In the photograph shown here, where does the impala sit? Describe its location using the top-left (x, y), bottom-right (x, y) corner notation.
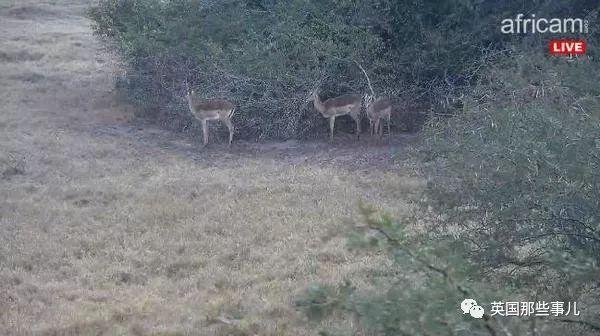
top-left (309, 89), bottom-right (362, 141)
top-left (186, 88), bottom-right (235, 146)
top-left (364, 94), bottom-right (392, 137)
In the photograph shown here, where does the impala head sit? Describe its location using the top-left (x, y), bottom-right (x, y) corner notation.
top-left (306, 88), bottom-right (319, 103)
top-left (307, 75), bottom-right (326, 103)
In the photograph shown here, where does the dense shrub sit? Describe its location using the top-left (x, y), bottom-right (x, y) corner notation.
top-left (89, 0), bottom-right (531, 139)
top-left (422, 51), bottom-right (600, 269)
top-left (90, 0), bottom-right (376, 139)
top-left (296, 208), bottom-right (513, 335)
top-left (418, 49), bottom-right (600, 326)
top-left (298, 200), bottom-right (599, 335)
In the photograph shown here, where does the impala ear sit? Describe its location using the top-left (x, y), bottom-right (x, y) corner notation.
top-left (306, 89), bottom-right (316, 102)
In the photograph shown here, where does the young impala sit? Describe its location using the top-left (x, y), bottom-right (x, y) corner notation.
top-left (364, 94), bottom-right (392, 137)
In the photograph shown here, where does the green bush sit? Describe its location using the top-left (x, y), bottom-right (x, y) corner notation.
top-left (421, 51), bottom-right (600, 277)
top-left (90, 0), bottom-right (380, 139)
top-left (297, 207), bottom-right (516, 335)
top-left (298, 196), bottom-right (599, 335)
top-left (89, 0), bottom-right (522, 139)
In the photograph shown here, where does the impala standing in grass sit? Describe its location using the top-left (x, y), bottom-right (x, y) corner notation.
top-left (186, 87), bottom-right (236, 146)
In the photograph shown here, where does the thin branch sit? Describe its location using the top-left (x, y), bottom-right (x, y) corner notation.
top-left (369, 225), bottom-right (502, 336)
top-left (524, 231), bottom-right (600, 244)
top-left (352, 59), bottom-right (375, 96)
top-left (308, 47), bottom-right (376, 96)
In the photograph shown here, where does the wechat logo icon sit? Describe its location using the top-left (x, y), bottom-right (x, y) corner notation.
top-left (461, 298), bottom-right (485, 319)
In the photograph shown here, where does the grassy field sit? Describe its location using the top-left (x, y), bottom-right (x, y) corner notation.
top-left (0, 1), bottom-right (423, 334)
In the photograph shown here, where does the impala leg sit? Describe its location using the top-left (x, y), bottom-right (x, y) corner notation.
top-left (201, 119), bottom-right (209, 146)
top-left (223, 118), bottom-right (234, 147)
top-left (387, 114), bottom-right (391, 136)
top-left (329, 116), bottom-right (335, 142)
top-left (375, 118), bottom-right (382, 138)
top-left (355, 116), bottom-right (360, 140)
top-left (369, 119), bottom-right (374, 136)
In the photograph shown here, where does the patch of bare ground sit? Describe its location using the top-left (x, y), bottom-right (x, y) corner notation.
top-left (0, 1), bottom-right (423, 335)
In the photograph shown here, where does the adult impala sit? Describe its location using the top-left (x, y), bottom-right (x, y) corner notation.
top-left (186, 87), bottom-right (235, 146)
top-left (309, 89), bottom-right (362, 141)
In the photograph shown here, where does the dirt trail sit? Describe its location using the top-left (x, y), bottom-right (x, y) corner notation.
top-left (0, 1), bottom-right (421, 335)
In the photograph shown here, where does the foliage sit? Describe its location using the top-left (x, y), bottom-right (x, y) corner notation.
top-left (297, 206), bottom-right (512, 335)
top-left (298, 202), bottom-right (600, 335)
top-left (421, 51), bottom-right (600, 282)
top-left (88, 0), bottom-right (547, 139)
top-left (90, 0), bottom-right (385, 139)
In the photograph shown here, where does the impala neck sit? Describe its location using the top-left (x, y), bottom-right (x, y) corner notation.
top-left (186, 93), bottom-right (195, 111)
top-left (312, 92), bottom-right (326, 114)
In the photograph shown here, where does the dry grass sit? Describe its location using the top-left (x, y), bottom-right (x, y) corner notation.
top-left (0, 1), bottom-right (424, 335)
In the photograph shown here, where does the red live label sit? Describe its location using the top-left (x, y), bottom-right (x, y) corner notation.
top-left (549, 39), bottom-right (586, 55)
